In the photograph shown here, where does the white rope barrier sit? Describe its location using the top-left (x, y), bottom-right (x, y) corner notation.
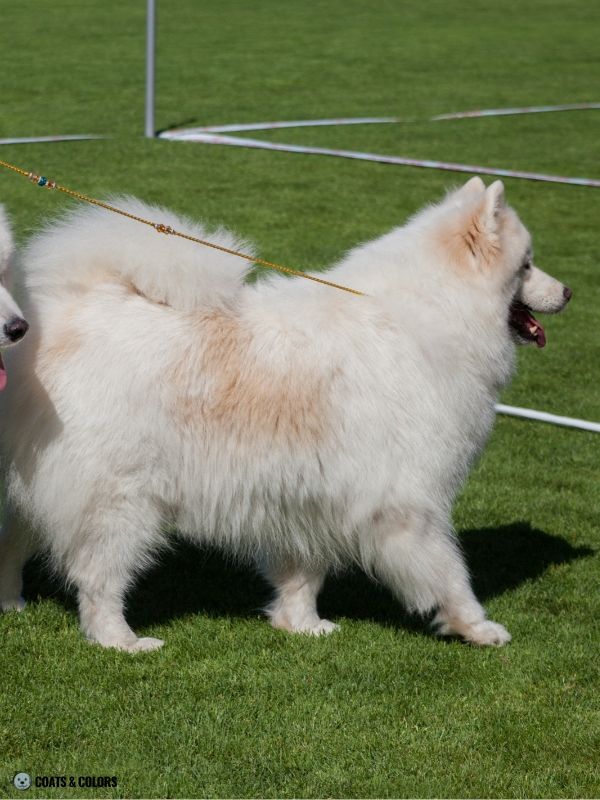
top-left (6, 103), bottom-right (598, 146)
top-left (170, 103), bottom-right (600, 134)
top-left (0, 135), bottom-right (105, 146)
top-left (432, 102), bottom-right (600, 121)
top-left (195, 117), bottom-right (402, 133)
top-left (495, 404), bottom-right (600, 433)
top-left (159, 129), bottom-right (600, 188)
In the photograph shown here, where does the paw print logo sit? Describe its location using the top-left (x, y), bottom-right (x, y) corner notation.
top-left (13, 773), bottom-right (31, 791)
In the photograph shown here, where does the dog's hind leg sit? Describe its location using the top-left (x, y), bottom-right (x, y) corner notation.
top-left (366, 510), bottom-right (511, 646)
top-left (65, 499), bottom-right (165, 653)
top-left (0, 507), bottom-right (37, 612)
top-left (264, 563), bottom-right (338, 636)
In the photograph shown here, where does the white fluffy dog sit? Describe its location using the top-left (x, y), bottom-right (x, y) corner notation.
top-left (0, 178), bottom-right (571, 651)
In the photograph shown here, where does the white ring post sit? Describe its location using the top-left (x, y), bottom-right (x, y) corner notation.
top-left (145, 0), bottom-right (156, 138)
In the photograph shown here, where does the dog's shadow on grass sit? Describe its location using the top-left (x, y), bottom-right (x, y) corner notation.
top-left (23, 522), bottom-right (594, 633)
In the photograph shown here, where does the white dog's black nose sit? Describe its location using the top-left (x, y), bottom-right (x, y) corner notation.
top-left (563, 286), bottom-right (572, 302)
top-left (4, 317), bottom-right (29, 342)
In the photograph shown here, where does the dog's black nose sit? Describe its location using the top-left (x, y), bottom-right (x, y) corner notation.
top-left (563, 286), bottom-right (573, 302)
top-left (4, 317), bottom-right (29, 342)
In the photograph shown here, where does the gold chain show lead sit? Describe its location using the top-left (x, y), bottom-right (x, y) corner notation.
top-left (0, 158), bottom-right (364, 297)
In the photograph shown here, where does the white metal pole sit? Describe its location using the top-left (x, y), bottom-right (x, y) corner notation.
top-left (145, 0), bottom-right (156, 138)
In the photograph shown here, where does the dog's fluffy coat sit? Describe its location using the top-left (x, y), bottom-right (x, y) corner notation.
top-left (0, 178), bottom-right (570, 651)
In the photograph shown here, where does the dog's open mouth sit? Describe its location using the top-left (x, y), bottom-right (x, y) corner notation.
top-left (509, 301), bottom-right (546, 347)
top-left (0, 353), bottom-right (6, 391)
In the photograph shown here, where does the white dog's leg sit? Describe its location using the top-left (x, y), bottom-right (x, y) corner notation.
top-left (78, 589), bottom-right (164, 653)
top-left (0, 508), bottom-right (36, 612)
top-left (368, 511), bottom-right (511, 646)
top-left (265, 564), bottom-right (338, 636)
top-left (66, 502), bottom-right (165, 653)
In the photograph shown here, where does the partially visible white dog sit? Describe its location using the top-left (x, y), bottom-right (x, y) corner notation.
top-left (0, 178), bottom-right (571, 651)
top-left (0, 206), bottom-right (29, 389)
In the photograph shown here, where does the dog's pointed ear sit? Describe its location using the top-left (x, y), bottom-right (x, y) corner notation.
top-left (461, 180), bottom-right (505, 262)
top-left (482, 180), bottom-right (505, 232)
top-left (463, 176), bottom-right (486, 195)
top-left (451, 176), bottom-right (485, 202)
top-left (443, 180), bottom-right (505, 266)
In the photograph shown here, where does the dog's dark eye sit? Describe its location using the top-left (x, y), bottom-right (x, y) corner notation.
top-left (522, 259), bottom-right (531, 271)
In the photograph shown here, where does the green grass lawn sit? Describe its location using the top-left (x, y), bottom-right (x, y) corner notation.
top-left (1, 1), bottom-right (599, 798)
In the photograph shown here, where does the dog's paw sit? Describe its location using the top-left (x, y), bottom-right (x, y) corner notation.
top-left (0, 595), bottom-right (26, 612)
top-left (89, 635), bottom-right (165, 653)
top-left (463, 620), bottom-right (511, 647)
top-left (125, 636), bottom-right (165, 653)
top-left (270, 614), bottom-right (340, 636)
top-left (304, 619), bottom-right (340, 636)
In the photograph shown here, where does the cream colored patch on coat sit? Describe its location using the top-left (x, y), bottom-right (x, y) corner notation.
top-left (169, 309), bottom-right (332, 447)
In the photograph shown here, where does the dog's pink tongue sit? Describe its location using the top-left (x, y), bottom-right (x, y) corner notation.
top-left (0, 354), bottom-right (6, 391)
top-left (534, 325), bottom-right (546, 348)
top-left (527, 314), bottom-right (546, 348)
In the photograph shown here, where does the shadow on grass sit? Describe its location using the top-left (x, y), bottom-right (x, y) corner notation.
top-left (156, 117), bottom-right (205, 135)
top-left (22, 522), bottom-right (594, 634)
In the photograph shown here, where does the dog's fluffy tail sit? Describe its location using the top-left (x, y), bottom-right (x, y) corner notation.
top-left (0, 204), bottom-right (15, 278)
top-left (23, 197), bottom-right (254, 312)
